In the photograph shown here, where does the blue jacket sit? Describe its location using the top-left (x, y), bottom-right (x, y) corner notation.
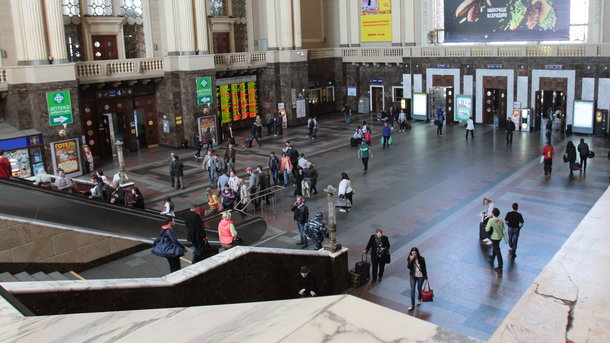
top-left (382, 126), bottom-right (392, 137)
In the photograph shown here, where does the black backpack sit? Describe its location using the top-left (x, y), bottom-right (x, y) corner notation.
top-left (308, 120), bottom-right (314, 129)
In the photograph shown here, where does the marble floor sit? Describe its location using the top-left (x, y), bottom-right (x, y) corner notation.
top-left (84, 113), bottom-right (610, 341)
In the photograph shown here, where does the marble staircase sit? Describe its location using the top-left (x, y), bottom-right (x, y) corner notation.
top-left (0, 271), bottom-right (78, 282)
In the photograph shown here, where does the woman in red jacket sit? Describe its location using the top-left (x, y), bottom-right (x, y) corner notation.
top-left (280, 152), bottom-right (293, 186)
top-left (218, 211), bottom-right (237, 250)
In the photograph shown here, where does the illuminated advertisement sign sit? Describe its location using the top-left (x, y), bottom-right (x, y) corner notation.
top-left (444, 0), bottom-right (570, 43)
top-left (50, 138), bottom-right (82, 177)
top-left (572, 100), bottom-right (594, 134)
top-left (216, 76), bottom-right (258, 124)
top-left (412, 93), bottom-right (428, 121)
top-left (360, 0), bottom-right (392, 42)
top-left (456, 95), bottom-right (472, 120)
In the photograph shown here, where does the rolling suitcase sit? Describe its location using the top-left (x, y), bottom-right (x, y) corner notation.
top-left (355, 254), bottom-right (370, 281)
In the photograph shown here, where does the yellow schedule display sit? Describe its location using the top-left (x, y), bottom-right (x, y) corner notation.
top-left (360, 0), bottom-right (392, 42)
top-left (216, 80), bottom-right (258, 123)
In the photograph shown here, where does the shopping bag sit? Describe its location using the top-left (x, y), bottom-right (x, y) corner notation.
top-left (420, 280), bottom-right (434, 302)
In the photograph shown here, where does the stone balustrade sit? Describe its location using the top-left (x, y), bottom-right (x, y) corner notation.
top-left (214, 52), bottom-right (267, 69)
top-left (76, 57), bottom-right (164, 84)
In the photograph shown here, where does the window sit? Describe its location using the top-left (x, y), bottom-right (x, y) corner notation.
top-left (392, 87), bottom-right (404, 102)
top-left (326, 86), bottom-right (335, 102)
top-left (308, 89), bottom-right (321, 104)
top-left (62, 0), bottom-right (82, 61)
top-left (209, 0), bottom-right (227, 16)
top-left (120, 0), bottom-right (146, 58)
top-left (87, 0), bottom-right (113, 16)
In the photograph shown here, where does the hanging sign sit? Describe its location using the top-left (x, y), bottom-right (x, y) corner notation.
top-left (196, 77), bottom-right (213, 105)
top-left (47, 91), bottom-right (74, 126)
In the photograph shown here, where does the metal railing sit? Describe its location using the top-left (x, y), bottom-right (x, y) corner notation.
top-left (234, 185), bottom-right (291, 219)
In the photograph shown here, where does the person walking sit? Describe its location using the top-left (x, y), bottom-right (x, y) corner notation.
top-left (363, 228), bottom-right (390, 283)
top-left (171, 155), bottom-right (184, 189)
top-left (265, 112), bottom-right (274, 135)
top-left (577, 138), bottom-right (590, 173)
top-left (250, 123), bottom-right (262, 147)
top-left (201, 150), bottom-right (216, 186)
top-left (382, 121), bottom-right (392, 149)
top-left (358, 140), bottom-right (373, 174)
top-left (307, 116), bottom-right (315, 139)
top-left (193, 134), bottom-right (203, 159)
top-left (224, 143), bottom-right (236, 173)
top-left (221, 184), bottom-right (237, 210)
top-left (504, 203), bottom-right (524, 260)
top-left (185, 204), bottom-right (207, 263)
top-left (268, 152), bottom-right (280, 185)
top-left (306, 162), bottom-right (318, 195)
top-left (343, 104), bottom-right (352, 125)
top-left (218, 211), bottom-right (237, 250)
top-left (337, 172), bottom-right (353, 212)
top-left (479, 197), bottom-right (494, 245)
top-left (506, 119), bottom-right (516, 145)
top-left (407, 247), bottom-right (428, 311)
top-left (565, 141), bottom-right (577, 177)
top-left (291, 196), bottom-right (309, 248)
top-left (542, 141), bottom-right (554, 176)
top-left (398, 109), bottom-right (407, 132)
top-left (154, 217), bottom-right (186, 273)
top-left (206, 188), bottom-right (219, 214)
top-left (168, 152), bottom-right (176, 188)
top-left (255, 165), bottom-right (269, 208)
top-left (465, 117), bottom-right (474, 140)
top-left (254, 115), bottom-right (264, 139)
top-left (435, 107), bottom-right (444, 136)
top-left (485, 208), bottom-right (508, 273)
top-left (280, 152), bottom-right (293, 186)
top-left (204, 127), bottom-right (214, 152)
top-left (159, 196), bottom-right (175, 217)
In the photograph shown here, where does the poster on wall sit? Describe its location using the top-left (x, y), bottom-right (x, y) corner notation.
top-left (444, 0), bottom-right (570, 43)
top-left (347, 86), bottom-right (357, 97)
top-left (455, 95), bottom-right (472, 120)
top-left (198, 115), bottom-right (218, 145)
top-left (360, 0), bottom-right (392, 42)
top-left (296, 98), bottom-right (307, 118)
top-left (572, 100), bottom-right (594, 134)
top-left (412, 93), bottom-right (428, 120)
top-left (50, 138), bottom-right (82, 177)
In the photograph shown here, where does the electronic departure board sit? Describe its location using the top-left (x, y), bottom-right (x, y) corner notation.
top-left (216, 76), bottom-right (258, 124)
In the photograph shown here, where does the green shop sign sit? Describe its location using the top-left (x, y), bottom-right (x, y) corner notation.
top-left (196, 77), bottom-right (213, 105)
top-left (47, 91), bottom-right (73, 126)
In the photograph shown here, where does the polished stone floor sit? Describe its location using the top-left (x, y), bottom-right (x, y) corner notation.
top-left (95, 114), bottom-right (610, 341)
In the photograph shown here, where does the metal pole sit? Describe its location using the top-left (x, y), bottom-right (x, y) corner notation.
top-left (115, 141), bottom-right (127, 185)
top-left (323, 185), bottom-right (341, 252)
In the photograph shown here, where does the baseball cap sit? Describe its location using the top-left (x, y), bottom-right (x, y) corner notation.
top-left (245, 167), bottom-right (253, 171)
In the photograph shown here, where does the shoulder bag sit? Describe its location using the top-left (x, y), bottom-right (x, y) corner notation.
top-left (152, 230), bottom-right (185, 258)
top-left (420, 280), bottom-right (434, 302)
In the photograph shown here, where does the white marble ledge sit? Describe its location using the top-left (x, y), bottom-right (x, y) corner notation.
top-left (0, 294), bottom-right (480, 343)
top-left (489, 187), bottom-right (610, 343)
top-left (1, 246), bottom-right (349, 294)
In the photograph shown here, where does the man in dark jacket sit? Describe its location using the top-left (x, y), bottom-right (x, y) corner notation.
top-left (171, 155), bottom-right (185, 189)
top-left (297, 266), bottom-right (318, 297)
top-left (364, 228), bottom-right (390, 282)
top-left (255, 165), bottom-right (269, 208)
top-left (577, 138), bottom-right (590, 172)
top-left (184, 204), bottom-right (207, 263)
top-left (267, 152), bottom-right (280, 185)
top-left (506, 120), bottom-right (516, 145)
top-left (224, 143), bottom-right (237, 172)
top-left (291, 196), bottom-right (309, 248)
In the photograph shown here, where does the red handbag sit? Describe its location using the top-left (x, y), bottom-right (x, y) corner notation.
top-left (420, 280), bottom-right (434, 302)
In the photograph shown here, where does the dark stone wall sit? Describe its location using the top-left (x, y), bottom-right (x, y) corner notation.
top-left (13, 249), bottom-right (350, 316)
top-left (4, 81), bottom-right (82, 169)
top-left (259, 62), bottom-right (309, 126)
top-left (308, 58), bottom-right (344, 116)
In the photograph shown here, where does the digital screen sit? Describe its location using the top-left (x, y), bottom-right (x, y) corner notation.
top-left (412, 93), bottom-right (428, 120)
top-left (573, 101), bottom-right (594, 133)
top-left (444, 0), bottom-right (570, 43)
top-left (216, 79), bottom-right (258, 124)
top-left (456, 95), bottom-right (472, 120)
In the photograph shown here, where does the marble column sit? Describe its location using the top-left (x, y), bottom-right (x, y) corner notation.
top-left (164, 0), bottom-right (178, 54)
top-left (292, 0), bottom-right (302, 49)
top-left (43, 0), bottom-right (68, 63)
top-left (338, 0), bottom-right (349, 47)
top-left (18, 0), bottom-right (49, 65)
top-left (111, 0), bottom-right (121, 16)
top-left (348, 0), bottom-right (360, 47)
top-left (402, 0), bottom-right (416, 44)
top-left (194, 0), bottom-right (209, 54)
top-left (177, 0), bottom-right (196, 54)
top-left (265, 0), bottom-right (278, 50)
top-left (391, 0), bottom-right (401, 46)
top-left (278, 0), bottom-right (293, 49)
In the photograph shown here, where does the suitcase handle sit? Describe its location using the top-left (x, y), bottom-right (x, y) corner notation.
top-left (361, 253), bottom-right (368, 262)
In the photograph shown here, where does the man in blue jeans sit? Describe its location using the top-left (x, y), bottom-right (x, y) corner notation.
top-left (485, 208), bottom-right (508, 273)
top-left (504, 203), bottom-right (524, 260)
top-left (291, 196), bottom-right (309, 249)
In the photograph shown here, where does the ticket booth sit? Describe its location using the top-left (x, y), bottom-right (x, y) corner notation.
top-left (0, 123), bottom-right (46, 178)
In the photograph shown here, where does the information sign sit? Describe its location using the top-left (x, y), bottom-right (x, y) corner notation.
top-left (196, 77), bottom-right (213, 105)
top-left (47, 91), bottom-right (73, 126)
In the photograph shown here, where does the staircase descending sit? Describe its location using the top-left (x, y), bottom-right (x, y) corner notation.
top-left (0, 271), bottom-right (80, 282)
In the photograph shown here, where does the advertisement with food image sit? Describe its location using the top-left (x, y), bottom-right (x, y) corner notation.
top-left (444, 0), bottom-right (570, 42)
top-left (51, 139), bottom-right (82, 176)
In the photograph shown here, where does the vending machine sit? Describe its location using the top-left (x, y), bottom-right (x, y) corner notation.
top-left (594, 109), bottom-right (607, 137)
top-left (520, 109), bottom-right (531, 132)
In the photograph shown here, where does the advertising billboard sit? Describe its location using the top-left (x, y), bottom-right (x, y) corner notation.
top-left (50, 138), bottom-right (82, 177)
top-left (360, 0), bottom-right (392, 42)
top-left (456, 95), bottom-right (472, 120)
top-left (412, 93), bottom-right (428, 121)
top-left (444, 0), bottom-right (570, 43)
top-left (572, 100), bottom-right (594, 134)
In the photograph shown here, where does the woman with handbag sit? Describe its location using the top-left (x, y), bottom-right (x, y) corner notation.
top-left (407, 247), bottom-right (428, 311)
top-left (363, 228), bottom-right (390, 283)
top-left (337, 172), bottom-right (353, 212)
top-left (153, 217), bottom-right (187, 273)
top-left (218, 211), bottom-right (238, 250)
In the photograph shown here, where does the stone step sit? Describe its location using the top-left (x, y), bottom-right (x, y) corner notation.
top-left (47, 271), bottom-right (70, 281)
top-left (31, 272), bottom-right (53, 282)
top-left (0, 272), bottom-right (19, 282)
top-left (13, 272), bottom-right (36, 282)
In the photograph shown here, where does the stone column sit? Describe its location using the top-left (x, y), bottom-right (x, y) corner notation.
top-left (403, 0), bottom-right (416, 44)
top-left (17, 0), bottom-right (49, 65)
top-left (164, 0), bottom-right (178, 54)
top-left (193, 0), bottom-right (209, 54)
top-left (338, 0), bottom-right (349, 47)
top-left (43, 0), bottom-right (68, 63)
top-left (111, 0), bottom-right (121, 16)
top-left (323, 185), bottom-right (342, 253)
top-left (391, 0), bottom-right (401, 46)
top-left (278, 0), bottom-right (293, 49)
top-left (292, 0), bottom-right (302, 49)
top-left (348, 0), bottom-right (360, 47)
top-left (176, 0), bottom-right (196, 54)
top-left (265, 0), bottom-right (278, 50)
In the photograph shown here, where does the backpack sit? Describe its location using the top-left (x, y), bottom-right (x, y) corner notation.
top-left (308, 120), bottom-right (314, 129)
top-left (364, 131), bottom-right (371, 143)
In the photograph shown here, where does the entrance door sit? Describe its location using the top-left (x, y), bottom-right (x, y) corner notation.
top-left (432, 75), bottom-right (455, 122)
top-left (213, 32), bottom-right (230, 54)
top-left (535, 77), bottom-right (568, 131)
top-left (133, 95), bottom-right (159, 148)
top-left (482, 76), bottom-right (508, 126)
top-left (371, 86), bottom-right (384, 113)
top-left (92, 35), bottom-right (118, 60)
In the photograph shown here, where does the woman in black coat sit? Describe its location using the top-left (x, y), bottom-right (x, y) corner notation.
top-left (363, 228), bottom-right (390, 282)
top-left (407, 247), bottom-right (428, 311)
top-left (565, 141), bottom-right (577, 177)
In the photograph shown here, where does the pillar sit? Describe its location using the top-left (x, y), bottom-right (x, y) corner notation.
top-left (292, 0), bottom-right (302, 49)
top-left (194, 0), bottom-right (209, 54)
top-left (164, 0), bottom-right (178, 54)
top-left (265, 0), bottom-right (278, 50)
top-left (176, 0), bottom-right (196, 54)
top-left (348, 0), bottom-right (360, 47)
top-left (402, 0), bottom-right (416, 44)
top-left (391, 0), bottom-right (401, 46)
top-left (278, 0), bottom-right (293, 49)
top-left (17, 0), bottom-right (49, 65)
top-left (338, 0), bottom-right (349, 47)
top-left (43, 0), bottom-right (68, 63)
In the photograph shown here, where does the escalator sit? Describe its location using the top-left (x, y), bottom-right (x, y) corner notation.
top-left (0, 178), bottom-right (267, 245)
